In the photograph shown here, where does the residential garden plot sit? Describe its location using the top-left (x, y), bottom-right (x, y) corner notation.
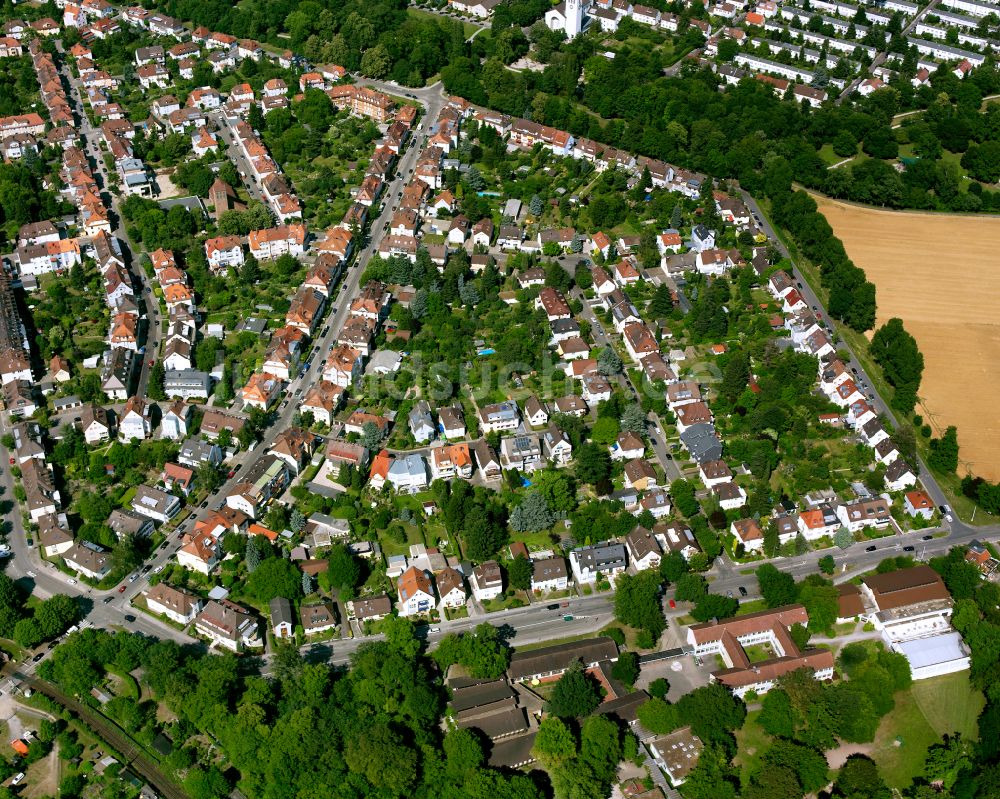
top-left (816, 195), bottom-right (1000, 481)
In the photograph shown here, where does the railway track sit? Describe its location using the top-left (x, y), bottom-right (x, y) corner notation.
top-left (4, 666), bottom-right (190, 799)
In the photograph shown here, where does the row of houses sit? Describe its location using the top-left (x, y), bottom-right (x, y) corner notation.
top-left (347, 517), bottom-right (703, 624)
top-left (210, 84), bottom-right (413, 413)
top-left (145, 581), bottom-right (340, 650)
top-left (219, 116), bottom-right (302, 223)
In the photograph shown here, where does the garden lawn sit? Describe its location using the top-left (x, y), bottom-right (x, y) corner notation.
top-left (734, 710), bottom-right (772, 788)
top-left (910, 671), bottom-right (983, 739)
top-left (406, 7), bottom-right (482, 38)
top-left (510, 526), bottom-right (559, 552)
top-left (871, 671), bottom-right (984, 789)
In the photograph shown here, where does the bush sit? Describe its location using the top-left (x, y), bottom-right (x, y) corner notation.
top-left (604, 627), bottom-right (626, 646)
top-left (648, 678), bottom-right (670, 699)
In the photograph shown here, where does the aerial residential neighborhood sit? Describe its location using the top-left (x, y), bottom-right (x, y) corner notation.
top-left (0, 0), bottom-right (997, 797)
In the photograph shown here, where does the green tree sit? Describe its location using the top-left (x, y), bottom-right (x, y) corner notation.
top-left (719, 350), bottom-right (750, 401)
top-left (870, 318), bottom-right (923, 414)
top-left (818, 554), bottom-right (836, 575)
top-left (691, 593), bottom-right (739, 622)
top-left (13, 617), bottom-right (42, 648)
top-left (547, 661), bottom-right (603, 718)
top-left (597, 346), bottom-right (622, 376)
top-left (671, 479), bottom-right (700, 517)
top-left (245, 558), bottom-right (302, 604)
top-left (184, 765), bottom-right (230, 799)
top-left (833, 754), bottom-right (890, 799)
top-left (344, 724), bottom-right (418, 794)
top-left (834, 527), bottom-right (854, 549)
top-left (614, 571), bottom-right (665, 639)
top-left (675, 573), bottom-right (708, 602)
top-left (928, 426), bottom-right (959, 474)
top-left (146, 362), bottom-right (166, 402)
top-left (533, 716), bottom-right (577, 767)
top-left (660, 550), bottom-right (689, 584)
top-left (762, 739), bottom-right (829, 793)
top-left (758, 689), bottom-right (795, 738)
top-left (637, 697), bottom-right (680, 734)
top-left (574, 442), bottom-right (611, 485)
top-left (461, 623), bottom-right (512, 679)
top-left (359, 44), bottom-right (392, 78)
top-left (649, 283), bottom-right (674, 317)
top-left (649, 677), bottom-right (670, 698)
top-left (508, 554), bottom-right (532, 591)
top-left (359, 421), bottom-right (385, 451)
top-left (797, 574), bottom-right (839, 632)
top-left (922, 733), bottom-right (972, 789)
top-left (756, 564), bottom-right (797, 607)
top-left (509, 492), bottom-right (554, 533)
top-left (611, 650), bottom-right (640, 687)
top-left (35, 594), bottom-right (79, 639)
top-left (675, 683), bottom-right (747, 748)
top-left (464, 506), bottom-right (508, 561)
top-left (443, 727), bottom-right (484, 780)
top-left (620, 404), bottom-right (647, 436)
top-left (326, 544), bottom-right (361, 598)
top-left (763, 521), bottom-right (780, 558)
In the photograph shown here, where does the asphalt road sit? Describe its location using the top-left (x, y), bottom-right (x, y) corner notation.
top-left (118, 84), bottom-right (449, 604)
top-left (573, 288), bottom-right (685, 484)
top-left (737, 192), bottom-right (957, 510)
top-left (836, 1), bottom-right (938, 103)
top-left (0, 82), bottom-right (452, 652)
top-left (5, 69), bottom-right (1000, 671)
top-left (58, 51), bottom-right (161, 397)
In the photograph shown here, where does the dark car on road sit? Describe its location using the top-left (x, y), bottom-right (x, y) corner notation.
top-left (546, 603), bottom-right (560, 610)
top-left (738, 586), bottom-right (747, 596)
top-left (865, 545), bottom-right (877, 552)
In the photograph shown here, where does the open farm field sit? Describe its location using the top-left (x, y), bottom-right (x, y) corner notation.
top-left (816, 195), bottom-right (1000, 481)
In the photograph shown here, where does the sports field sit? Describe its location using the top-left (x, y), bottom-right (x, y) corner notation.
top-left (816, 196), bottom-right (1000, 481)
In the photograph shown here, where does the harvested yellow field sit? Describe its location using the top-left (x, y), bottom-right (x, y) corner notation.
top-left (815, 196), bottom-right (1000, 481)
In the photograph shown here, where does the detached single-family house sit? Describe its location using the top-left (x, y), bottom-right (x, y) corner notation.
top-left (408, 400), bottom-right (436, 443)
top-left (570, 543), bottom-right (627, 585)
top-left (63, 542), bottom-right (111, 580)
top-left (625, 526), bottom-right (662, 571)
top-left (119, 396), bottom-right (151, 441)
top-left (178, 532), bottom-right (223, 574)
top-left (611, 432), bottom-right (645, 461)
top-left (397, 566), bottom-right (435, 616)
top-left (731, 518), bottom-right (764, 552)
top-left (146, 583), bottom-right (203, 625)
top-left (471, 560), bottom-right (503, 601)
top-left (270, 597), bottom-right (295, 638)
top-left (885, 460), bottom-right (918, 492)
top-left (436, 567), bottom-right (467, 609)
top-left (195, 599), bottom-right (260, 651)
top-left (532, 556), bottom-right (568, 593)
top-left (904, 490), bottom-right (934, 520)
top-left (131, 485), bottom-right (181, 524)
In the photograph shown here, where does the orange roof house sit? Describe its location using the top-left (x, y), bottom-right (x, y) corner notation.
top-left (369, 449), bottom-right (391, 488)
top-left (247, 523), bottom-right (278, 542)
